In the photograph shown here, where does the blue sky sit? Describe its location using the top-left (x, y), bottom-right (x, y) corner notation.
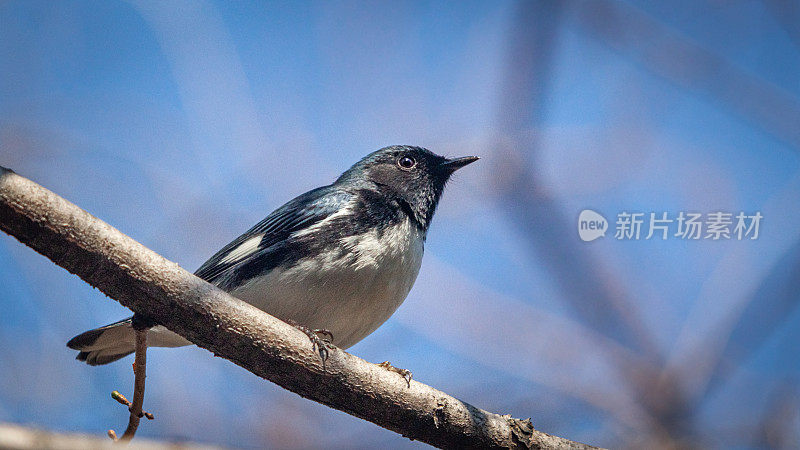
top-left (2, 1), bottom-right (799, 448)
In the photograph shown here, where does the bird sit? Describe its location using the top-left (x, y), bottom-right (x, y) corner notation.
top-left (67, 145), bottom-right (478, 373)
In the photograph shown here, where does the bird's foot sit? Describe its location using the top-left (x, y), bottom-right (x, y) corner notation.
top-left (286, 320), bottom-right (334, 369)
top-left (378, 361), bottom-right (412, 387)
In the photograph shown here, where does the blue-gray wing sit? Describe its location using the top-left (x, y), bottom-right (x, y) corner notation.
top-left (194, 186), bottom-right (351, 285)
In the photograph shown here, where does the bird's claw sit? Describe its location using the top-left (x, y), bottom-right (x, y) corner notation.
top-left (313, 328), bottom-right (334, 343)
top-left (379, 361), bottom-right (413, 387)
top-left (310, 332), bottom-right (334, 369)
top-left (287, 320), bottom-right (334, 369)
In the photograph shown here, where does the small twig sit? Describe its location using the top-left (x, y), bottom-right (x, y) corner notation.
top-left (108, 328), bottom-right (149, 443)
top-left (111, 391), bottom-right (154, 420)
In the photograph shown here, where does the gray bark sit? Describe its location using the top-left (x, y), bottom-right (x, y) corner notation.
top-left (0, 166), bottom-right (600, 449)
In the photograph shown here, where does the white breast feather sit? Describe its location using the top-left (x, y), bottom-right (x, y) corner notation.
top-left (230, 217), bottom-right (425, 349)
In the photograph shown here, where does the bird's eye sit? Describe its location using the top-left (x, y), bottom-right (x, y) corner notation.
top-left (397, 156), bottom-right (416, 170)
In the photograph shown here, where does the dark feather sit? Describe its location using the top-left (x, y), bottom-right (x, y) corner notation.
top-left (194, 187), bottom-right (353, 284)
top-left (76, 350), bottom-right (133, 366)
top-left (66, 317), bottom-right (132, 350)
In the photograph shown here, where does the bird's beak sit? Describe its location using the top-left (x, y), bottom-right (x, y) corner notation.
top-left (439, 156), bottom-right (480, 173)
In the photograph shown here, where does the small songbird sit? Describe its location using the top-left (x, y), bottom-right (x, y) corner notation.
top-left (68, 145), bottom-right (478, 368)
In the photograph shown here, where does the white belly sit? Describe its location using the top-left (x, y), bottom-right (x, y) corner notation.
top-left (230, 218), bottom-right (425, 349)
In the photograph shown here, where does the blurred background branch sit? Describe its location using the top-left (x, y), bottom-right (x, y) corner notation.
top-left (0, 422), bottom-right (223, 450)
top-left (570, 0), bottom-right (800, 151)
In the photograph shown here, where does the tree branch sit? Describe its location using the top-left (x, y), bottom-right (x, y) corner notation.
top-left (0, 166), bottom-right (599, 449)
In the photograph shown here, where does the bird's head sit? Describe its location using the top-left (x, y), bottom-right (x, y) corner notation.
top-left (336, 145), bottom-right (479, 229)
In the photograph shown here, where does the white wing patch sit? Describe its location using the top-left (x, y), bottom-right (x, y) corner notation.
top-left (219, 234), bottom-right (264, 265)
top-left (291, 201), bottom-right (355, 238)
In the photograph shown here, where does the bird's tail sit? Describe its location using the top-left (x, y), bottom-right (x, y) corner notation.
top-left (67, 317), bottom-right (136, 366)
top-left (67, 317), bottom-right (191, 365)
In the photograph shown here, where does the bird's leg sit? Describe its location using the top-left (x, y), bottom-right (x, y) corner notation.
top-left (285, 319), bottom-right (334, 369)
top-left (378, 361), bottom-right (413, 387)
